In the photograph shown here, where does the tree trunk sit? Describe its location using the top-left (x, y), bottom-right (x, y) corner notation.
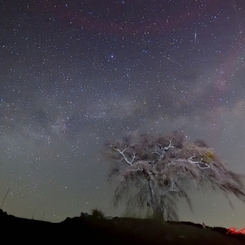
top-left (152, 206), bottom-right (164, 221)
top-left (148, 182), bottom-right (166, 221)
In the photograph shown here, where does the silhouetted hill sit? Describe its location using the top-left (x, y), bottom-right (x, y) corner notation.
top-left (0, 209), bottom-right (244, 244)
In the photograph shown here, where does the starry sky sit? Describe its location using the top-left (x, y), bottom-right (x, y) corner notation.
top-left (1, 0), bottom-right (245, 228)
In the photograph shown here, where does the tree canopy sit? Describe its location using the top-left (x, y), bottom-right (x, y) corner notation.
top-left (105, 131), bottom-right (245, 221)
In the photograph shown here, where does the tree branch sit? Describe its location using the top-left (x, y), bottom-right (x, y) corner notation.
top-left (188, 156), bottom-right (210, 169)
top-left (164, 138), bottom-right (174, 151)
top-left (111, 145), bottom-right (136, 166)
top-left (153, 138), bottom-right (174, 162)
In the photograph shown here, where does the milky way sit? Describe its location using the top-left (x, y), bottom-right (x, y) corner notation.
top-left (1, 0), bottom-right (245, 227)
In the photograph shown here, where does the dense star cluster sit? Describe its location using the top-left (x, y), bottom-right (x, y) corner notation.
top-left (0, 0), bottom-right (245, 227)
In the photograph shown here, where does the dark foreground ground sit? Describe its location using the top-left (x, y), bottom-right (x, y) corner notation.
top-left (0, 209), bottom-right (244, 244)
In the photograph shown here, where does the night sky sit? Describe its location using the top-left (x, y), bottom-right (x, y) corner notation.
top-left (1, 0), bottom-right (245, 228)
